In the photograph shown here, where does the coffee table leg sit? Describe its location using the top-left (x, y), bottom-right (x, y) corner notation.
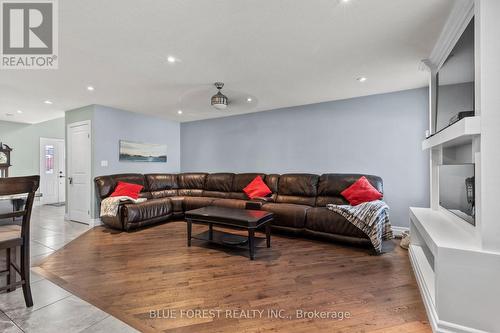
top-left (248, 229), bottom-right (255, 260)
top-left (265, 224), bottom-right (271, 248)
top-left (187, 219), bottom-right (192, 247)
top-left (209, 223), bottom-right (213, 241)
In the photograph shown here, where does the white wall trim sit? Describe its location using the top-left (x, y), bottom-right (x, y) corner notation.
top-left (90, 218), bottom-right (103, 227)
top-left (391, 226), bottom-right (409, 238)
top-left (426, 0), bottom-right (474, 70)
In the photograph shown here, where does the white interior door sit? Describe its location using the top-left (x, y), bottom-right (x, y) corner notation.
top-left (67, 121), bottom-right (91, 224)
top-left (56, 140), bottom-right (66, 202)
top-left (40, 138), bottom-right (65, 204)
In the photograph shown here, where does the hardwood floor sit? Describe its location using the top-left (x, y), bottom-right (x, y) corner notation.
top-left (35, 221), bottom-right (430, 333)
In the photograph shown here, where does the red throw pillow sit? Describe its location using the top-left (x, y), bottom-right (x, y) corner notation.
top-left (243, 176), bottom-right (272, 199)
top-left (341, 176), bottom-right (382, 206)
top-left (110, 181), bottom-right (143, 199)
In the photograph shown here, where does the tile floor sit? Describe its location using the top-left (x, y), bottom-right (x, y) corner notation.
top-left (0, 205), bottom-right (139, 333)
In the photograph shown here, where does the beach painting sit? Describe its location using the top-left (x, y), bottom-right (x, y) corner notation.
top-left (119, 140), bottom-right (167, 162)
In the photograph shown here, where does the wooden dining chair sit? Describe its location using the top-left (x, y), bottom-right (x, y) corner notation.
top-left (0, 175), bottom-right (39, 307)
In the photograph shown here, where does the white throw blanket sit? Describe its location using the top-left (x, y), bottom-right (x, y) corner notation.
top-left (100, 196), bottom-right (146, 218)
top-left (326, 200), bottom-right (392, 254)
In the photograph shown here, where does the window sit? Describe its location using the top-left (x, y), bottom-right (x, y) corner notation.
top-left (45, 145), bottom-right (54, 174)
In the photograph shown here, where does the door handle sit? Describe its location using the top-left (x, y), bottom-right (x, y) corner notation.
top-left (68, 177), bottom-right (73, 184)
top-left (59, 175), bottom-right (65, 178)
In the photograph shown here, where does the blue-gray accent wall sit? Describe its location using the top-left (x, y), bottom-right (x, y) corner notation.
top-left (180, 88), bottom-right (429, 227)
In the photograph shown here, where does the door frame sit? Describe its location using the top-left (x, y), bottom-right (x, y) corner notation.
top-left (39, 137), bottom-right (65, 205)
top-left (67, 120), bottom-right (92, 225)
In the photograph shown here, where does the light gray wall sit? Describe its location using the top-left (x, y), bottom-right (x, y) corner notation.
top-left (93, 105), bottom-right (181, 177)
top-left (65, 105), bottom-right (181, 218)
top-left (181, 88), bottom-right (430, 227)
top-left (0, 117), bottom-right (65, 176)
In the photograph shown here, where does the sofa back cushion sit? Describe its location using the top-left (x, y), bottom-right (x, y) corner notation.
top-left (264, 174), bottom-right (279, 195)
top-left (177, 173), bottom-right (207, 196)
top-left (228, 173), bottom-right (266, 199)
top-left (203, 173), bottom-right (234, 198)
top-left (94, 174), bottom-right (147, 200)
top-left (315, 173), bottom-right (384, 206)
top-left (276, 174), bottom-right (319, 206)
top-left (145, 174), bottom-right (178, 198)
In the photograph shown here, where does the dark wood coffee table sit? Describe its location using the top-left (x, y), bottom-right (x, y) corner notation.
top-left (185, 206), bottom-right (273, 260)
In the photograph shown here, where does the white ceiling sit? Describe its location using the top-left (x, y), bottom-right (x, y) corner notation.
top-left (0, 0), bottom-right (455, 124)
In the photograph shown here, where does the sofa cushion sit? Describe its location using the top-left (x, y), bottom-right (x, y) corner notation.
top-left (178, 173), bottom-right (207, 189)
top-left (211, 198), bottom-right (248, 210)
top-left (315, 174), bottom-right (383, 207)
top-left (264, 174), bottom-right (279, 193)
top-left (122, 198), bottom-right (172, 224)
top-left (94, 174), bottom-right (147, 199)
top-left (341, 176), bottom-right (382, 206)
top-left (243, 176), bottom-right (272, 199)
top-left (183, 196), bottom-right (217, 211)
top-left (145, 174), bottom-right (178, 191)
top-left (151, 189), bottom-right (178, 199)
top-left (203, 173), bottom-right (234, 198)
top-left (305, 207), bottom-right (368, 238)
top-left (168, 196), bottom-right (185, 213)
top-left (110, 181), bottom-right (143, 199)
top-left (178, 189), bottom-right (203, 197)
top-left (177, 173), bottom-right (207, 197)
top-left (229, 173), bottom-right (266, 199)
top-left (262, 203), bottom-right (310, 228)
top-left (276, 173), bottom-right (319, 206)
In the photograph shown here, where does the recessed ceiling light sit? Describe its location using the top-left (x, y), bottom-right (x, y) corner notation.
top-left (246, 97), bottom-right (253, 103)
top-left (341, 0), bottom-right (351, 3)
top-left (44, 100), bottom-right (53, 104)
top-left (357, 77), bottom-right (367, 82)
top-left (87, 86), bottom-right (95, 91)
top-left (167, 56), bottom-right (176, 63)
top-left (16, 110), bottom-right (23, 114)
top-left (5, 113), bottom-right (13, 116)
top-left (177, 110), bottom-right (183, 115)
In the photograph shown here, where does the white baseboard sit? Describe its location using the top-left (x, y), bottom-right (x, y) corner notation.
top-left (392, 226), bottom-right (409, 238)
top-left (91, 218), bottom-right (103, 227)
top-left (65, 214), bottom-right (101, 227)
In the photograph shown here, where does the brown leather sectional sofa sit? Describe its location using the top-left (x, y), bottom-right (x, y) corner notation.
top-left (94, 173), bottom-right (384, 246)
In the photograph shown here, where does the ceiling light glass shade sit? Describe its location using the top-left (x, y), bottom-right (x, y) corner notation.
top-left (211, 82), bottom-right (228, 110)
top-left (211, 91), bottom-right (228, 110)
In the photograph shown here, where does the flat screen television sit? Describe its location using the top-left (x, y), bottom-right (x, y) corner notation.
top-left (435, 18), bottom-right (475, 133)
top-left (439, 164), bottom-right (475, 226)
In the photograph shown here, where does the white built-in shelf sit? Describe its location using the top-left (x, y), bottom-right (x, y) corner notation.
top-left (422, 116), bottom-right (480, 150)
top-left (409, 206), bottom-right (500, 332)
top-left (408, 244), bottom-right (435, 305)
top-left (410, 207), bottom-right (480, 255)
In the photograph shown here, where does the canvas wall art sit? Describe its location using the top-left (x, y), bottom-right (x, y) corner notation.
top-left (119, 140), bottom-right (167, 162)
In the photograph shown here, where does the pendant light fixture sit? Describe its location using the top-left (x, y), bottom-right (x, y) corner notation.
top-left (211, 82), bottom-right (228, 110)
